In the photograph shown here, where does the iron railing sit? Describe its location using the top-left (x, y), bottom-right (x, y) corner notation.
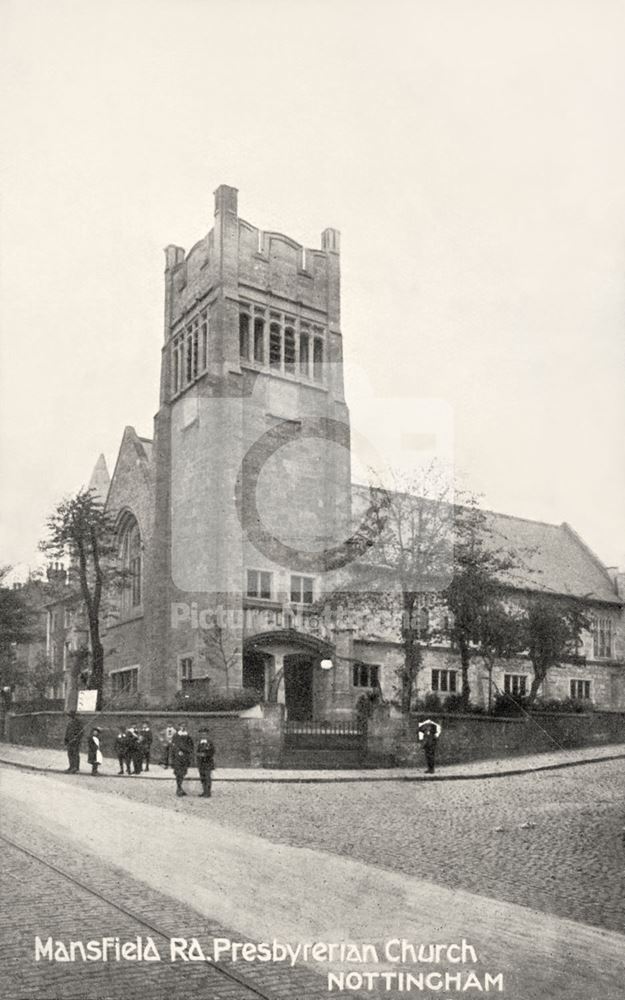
top-left (285, 719), bottom-right (365, 736)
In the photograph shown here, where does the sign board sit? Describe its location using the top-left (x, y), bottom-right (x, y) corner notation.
top-left (76, 690), bottom-right (98, 713)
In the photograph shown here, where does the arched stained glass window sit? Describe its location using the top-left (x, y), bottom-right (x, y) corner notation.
top-left (119, 515), bottom-right (142, 612)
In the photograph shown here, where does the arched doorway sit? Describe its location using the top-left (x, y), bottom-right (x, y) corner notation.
top-left (243, 630), bottom-right (334, 721)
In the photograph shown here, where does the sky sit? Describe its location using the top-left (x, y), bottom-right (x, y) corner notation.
top-left (1, 0), bottom-right (624, 576)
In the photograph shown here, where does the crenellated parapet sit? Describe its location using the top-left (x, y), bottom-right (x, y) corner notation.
top-left (163, 184), bottom-right (340, 339)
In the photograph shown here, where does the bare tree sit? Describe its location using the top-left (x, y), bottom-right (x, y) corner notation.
top-left (355, 464), bottom-right (457, 713)
top-left (200, 615), bottom-right (241, 693)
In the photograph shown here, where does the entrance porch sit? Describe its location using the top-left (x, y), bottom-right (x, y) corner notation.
top-left (243, 629), bottom-right (339, 721)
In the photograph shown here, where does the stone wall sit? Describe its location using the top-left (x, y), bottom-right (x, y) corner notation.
top-left (7, 704), bottom-right (624, 771)
top-left (6, 711), bottom-right (257, 767)
top-left (367, 706), bottom-right (625, 766)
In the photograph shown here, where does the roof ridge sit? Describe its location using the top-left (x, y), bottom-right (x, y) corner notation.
top-left (560, 522), bottom-right (617, 586)
top-left (351, 483), bottom-right (562, 531)
top-left (481, 508), bottom-right (561, 530)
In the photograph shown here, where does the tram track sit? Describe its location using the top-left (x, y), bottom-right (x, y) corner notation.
top-left (0, 831), bottom-right (283, 1000)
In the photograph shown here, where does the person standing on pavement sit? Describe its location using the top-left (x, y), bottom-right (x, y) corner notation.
top-left (196, 726), bottom-right (215, 798)
top-left (171, 721), bottom-right (194, 797)
top-left (126, 725), bottom-right (143, 774)
top-left (161, 722), bottom-right (176, 768)
top-left (418, 718), bottom-right (441, 774)
top-left (63, 711), bottom-right (84, 773)
top-left (140, 721), bottom-right (153, 772)
top-left (87, 726), bottom-right (103, 775)
top-left (115, 724), bottom-right (130, 774)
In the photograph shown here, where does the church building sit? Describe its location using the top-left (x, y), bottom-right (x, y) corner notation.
top-left (83, 186), bottom-right (624, 716)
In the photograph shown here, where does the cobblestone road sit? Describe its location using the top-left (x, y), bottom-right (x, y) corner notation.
top-left (54, 758), bottom-right (625, 934)
top-left (0, 808), bottom-right (347, 1000)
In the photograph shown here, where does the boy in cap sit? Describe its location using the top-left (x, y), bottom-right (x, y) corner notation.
top-left (196, 727), bottom-right (215, 798)
top-left (171, 721), bottom-right (194, 797)
top-left (87, 726), bottom-right (103, 776)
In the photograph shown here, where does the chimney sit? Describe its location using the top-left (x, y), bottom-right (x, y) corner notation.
top-left (46, 562), bottom-right (67, 585)
top-left (321, 227), bottom-right (340, 253)
top-left (164, 245), bottom-right (186, 270)
top-left (214, 184), bottom-right (238, 218)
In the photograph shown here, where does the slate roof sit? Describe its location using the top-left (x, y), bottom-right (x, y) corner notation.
top-left (351, 484), bottom-right (621, 607)
top-left (481, 510), bottom-right (620, 606)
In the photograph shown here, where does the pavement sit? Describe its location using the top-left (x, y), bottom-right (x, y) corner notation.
top-left (1, 739), bottom-right (624, 781)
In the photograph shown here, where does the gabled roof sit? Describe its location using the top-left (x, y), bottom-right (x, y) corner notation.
top-left (105, 427), bottom-right (154, 526)
top-left (351, 484), bottom-right (621, 606)
top-left (137, 436), bottom-right (153, 463)
top-left (482, 510), bottom-right (621, 606)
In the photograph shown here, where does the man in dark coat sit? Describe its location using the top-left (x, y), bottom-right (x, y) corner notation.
top-left (115, 725), bottom-right (130, 774)
top-left (418, 718), bottom-right (442, 774)
top-left (171, 722), bottom-right (194, 797)
top-left (64, 711), bottom-right (84, 773)
top-left (196, 727), bottom-right (215, 798)
top-left (140, 721), bottom-right (153, 772)
top-left (127, 726), bottom-right (143, 774)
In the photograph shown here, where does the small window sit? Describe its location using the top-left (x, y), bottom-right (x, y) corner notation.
top-left (269, 323), bottom-right (282, 369)
top-left (290, 575), bottom-right (314, 604)
top-left (200, 311), bottom-right (208, 370)
top-left (246, 569), bottom-right (272, 600)
top-left (313, 337), bottom-right (324, 381)
top-left (186, 330), bottom-right (194, 383)
top-left (111, 667), bottom-right (139, 696)
top-left (431, 669), bottom-right (457, 694)
top-left (254, 317), bottom-right (265, 362)
top-left (570, 679), bottom-right (591, 700)
top-left (592, 617), bottom-right (613, 659)
top-left (300, 333), bottom-right (310, 376)
top-left (284, 327), bottom-right (296, 374)
top-left (191, 320), bottom-right (199, 379)
top-left (239, 312), bottom-right (250, 360)
top-left (180, 656), bottom-right (194, 682)
top-left (504, 674), bottom-right (527, 697)
top-left (172, 334), bottom-right (184, 395)
top-left (352, 663), bottom-right (380, 688)
top-left (172, 344), bottom-right (180, 393)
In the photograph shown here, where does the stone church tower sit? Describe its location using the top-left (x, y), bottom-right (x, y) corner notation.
top-left (144, 185), bottom-right (352, 710)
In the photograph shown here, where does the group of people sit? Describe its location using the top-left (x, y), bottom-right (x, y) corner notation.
top-left (114, 722), bottom-right (153, 775)
top-left (63, 713), bottom-right (215, 796)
